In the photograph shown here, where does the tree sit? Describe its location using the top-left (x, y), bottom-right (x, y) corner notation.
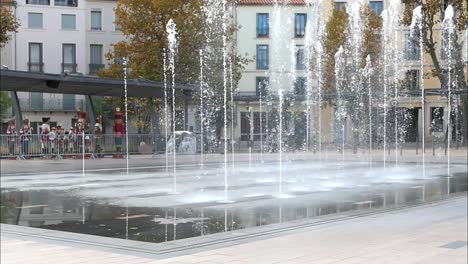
top-left (0, 4), bottom-right (18, 121)
top-left (0, 91), bottom-right (11, 119)
top-left (98, 0), bottom-right (248, 140)
top-left (322, 4), bottom-right (382, 149)
top-left (322, 7), bottom-right (348, 104)
top-left (402, 0), bottom-right (467, 143)
top-left (0, 4), bottom-right (19, 47)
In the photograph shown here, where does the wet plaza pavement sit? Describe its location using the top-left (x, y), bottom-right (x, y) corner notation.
top-left (2, 195), bottom-right (467, 264)
top-left (1, 156), bottom-right (467, 244)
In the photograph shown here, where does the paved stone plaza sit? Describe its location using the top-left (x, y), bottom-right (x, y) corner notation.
top-left (1, 149), bottom-right (467, 263)
top-left (1, 195), bottom-right (467, 264)
top-left (2, 147), bottom-right (467, 175)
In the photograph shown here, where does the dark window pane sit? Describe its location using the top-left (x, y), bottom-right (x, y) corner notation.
top-left (405, 70), bottom-right (419, 90)
top-left (256, 77), bottom-right (269, 96)
top-left (256, 45), bottom-right (269, 70)
top-left (430, 107), bottom-right (444, 133)
top-left (62, 14), bottom-right (76, 30)
top-left (369, 1), bottom-right (384, 16)
top-left (296, 45), bottom-right (305, 69)
top-left (55, 0), bottom-right (77, 7)
top-left (256, 13), bottom-right (269, 37)
top-left (295, 14), bottom-right (307, 37)
top-left (62, 44), bottom-right (77, 73)
top-left (89, 44), bottom-right (104, 74)
top-left (241, 112), bottom-right (266, 141)
top-left (29, 43), bottom-right (43, 72)
top-left (405, 33), bottom-right (421, 60)
top-left (28, 13), bottom-right (43, 28)
top-left (91, 10), bottom-right (102, 31)
top-left (240, 112), bottom-right (251, 141)
top-left (27, 0), bottom-right (49, 5)
top-left (63, 94), bottom-right (75, 111)
top-left (335, 2), bottom-right (346, 10)
top-left (30, 93), bottom-right (43, 111)
top-left (294, 77), bottom-right (307, 95)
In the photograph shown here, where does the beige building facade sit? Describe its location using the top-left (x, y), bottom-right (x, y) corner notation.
top-left (233, 0), bottom-right (466, 150)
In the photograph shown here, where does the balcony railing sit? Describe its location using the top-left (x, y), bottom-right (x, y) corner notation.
top-left (28, 62), bottom-right (44, 73)
top-left (19, 97), bottom-right (85, 112)
top-left (62, 63), bottom-right (77, 73)
top-left (26, 0), bottom-right (50, 5)
top-left (54, 0), bottom-right (77, 7)
top-left (405, 50), bottom-right (421, 60)
top-left (89, 64), bottom-right (105, 75)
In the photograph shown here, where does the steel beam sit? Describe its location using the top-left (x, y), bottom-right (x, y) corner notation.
top-left (10, 91), bottom-right (22, 128)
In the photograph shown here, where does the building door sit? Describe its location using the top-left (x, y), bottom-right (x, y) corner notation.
top-left (404, 108), bottom-right (418, 142)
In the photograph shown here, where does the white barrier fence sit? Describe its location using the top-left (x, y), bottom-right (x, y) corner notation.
top-left (0, 134), bottom-right (154, 159)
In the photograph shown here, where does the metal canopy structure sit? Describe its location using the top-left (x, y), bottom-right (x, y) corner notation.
top-left (1, 70), bottom-right (196, 149)
top-left (0, 69), bottom-right (196, 98)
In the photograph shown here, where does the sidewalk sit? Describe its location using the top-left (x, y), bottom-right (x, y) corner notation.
top-left (1, 147), bottom-right (467, 175)
top-left (2, 195), bottom-right (467, 264)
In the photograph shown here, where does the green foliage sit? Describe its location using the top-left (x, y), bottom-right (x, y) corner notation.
top-left (0, 5), bottom-right (19, 47)
top-left (0, 91), bottom-right (11, 119)
top-left (98, 0), bottom-right (248, 136)
top-left (401, 0), bottom-right (467, 140)
top-left (401, 0), bottom-right (467, 89)
top-left (321, 5), bottom-right (382, 106)
top-left (322, 7), bottom-right (348, 105)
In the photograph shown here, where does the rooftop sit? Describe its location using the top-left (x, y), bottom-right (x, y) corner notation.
top-left (238, 0), bottom-right (306, 5)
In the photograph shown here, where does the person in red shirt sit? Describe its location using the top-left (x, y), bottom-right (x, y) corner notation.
top-left (113, 108), bottom-right (125, 158)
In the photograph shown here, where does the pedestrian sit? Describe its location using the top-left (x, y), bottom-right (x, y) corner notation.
top-left (19, 118), bottom-right (32, 158)
top-left (48, 127), bottom-right (57, 156)
top-left (6, 119), bottom-right (16, 157)
top-left (94, 116), bottom-right (103, 157)
top-left (41, 118), bottom-right (50, 157)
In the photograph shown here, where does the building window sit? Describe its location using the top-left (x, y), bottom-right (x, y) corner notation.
top-left (256, 13), bottom-right (269, 37)
top-left (440, 35), bottom-right (448, 59)
top-left (55, 0), bottom-right (77, 7)
top-left (296, 45), bottom-right (306, 70)
top-left (256, 77), bottom-right (269, 96)
top-left (28, 43), bottom-right (43, 72)
top-left (335, 1), bottom-right (346, 10)
top-left (295, 13), bottom-right (307, 38)
top-left (430, 107), bottom-right (444, 133)
top-left (405, 70), bottom-right (419, 90)
top-left (62, 44), bottom-right (77, 73)
top-left (89, 44), bottom-right (104, 74)
top-left (405, 33), bottom-right (421, 60)
top-left (28, 13), bottom-right (43, 29)
top-left (240, 112), bottom-right (266, 141)
top-left (26, 0), bottom-right (50, 5)
top-left (369, 1), bottom-right (384, 16)
top-left (294, 77), bottom-right (307, 95)
top-left (256, 45), bottom-right (269, 70)
top-left (91, 10), bottom-right (102, 31)
top-left (175, 110), bottom-right (185, 131)
top-left (62, 94), bottom-right (76, 111)
top-left (30, 93), bottom-right (43, 111)
top-left (114, 14), bottom-right (121, 31)
top-left (61, 14), bottom-right (76, 30)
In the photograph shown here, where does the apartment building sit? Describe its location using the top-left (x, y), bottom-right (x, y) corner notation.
top-left (234, 0), bottom-right (336, 148)
top-left (233, 0), bottom-right (465, 148)
top-left (0, 0), bottom-right (124, 131)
